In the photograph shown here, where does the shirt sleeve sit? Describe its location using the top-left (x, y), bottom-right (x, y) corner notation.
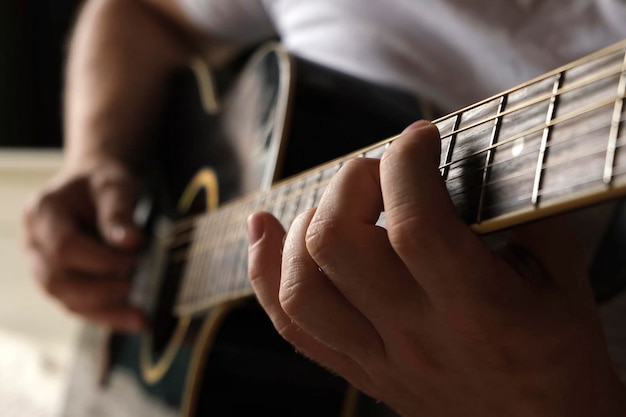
top-left (175, 0), bottom-right (277, 44)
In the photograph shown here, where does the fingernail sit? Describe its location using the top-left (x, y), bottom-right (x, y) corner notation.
top-left (403, 120), bottom-right (432, 133)
top-left (247, 215), bottom-right (265, 245)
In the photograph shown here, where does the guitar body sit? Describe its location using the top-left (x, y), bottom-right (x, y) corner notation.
top-left (63, 44), bottom-right (422, 417)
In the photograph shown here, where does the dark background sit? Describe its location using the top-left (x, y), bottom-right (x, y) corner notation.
top-left (0, 1), bottom-right (83, 148)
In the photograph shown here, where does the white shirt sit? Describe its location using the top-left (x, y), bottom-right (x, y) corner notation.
top-left (176, 0), bottom-right (626, 112)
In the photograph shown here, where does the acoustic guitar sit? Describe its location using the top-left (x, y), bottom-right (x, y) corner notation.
top-left (63, 39), bottom-right (626, 417)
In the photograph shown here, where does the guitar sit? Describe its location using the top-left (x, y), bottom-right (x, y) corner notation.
top-left (63, 40), bottom-right (626, 417)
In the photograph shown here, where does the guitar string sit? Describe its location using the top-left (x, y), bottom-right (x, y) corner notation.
top-left (444, 114), bottom-right (622, 186)
top-left (169, 115), bottom-right (626, 268)
top-left (176, 155), bottom-right (626, 312)
top-left (167, 115), bottom-right (626, 269)
top-left (167, 57), bottom-right (626, 235)
top-left (166, 97), bottom-right (626, 254)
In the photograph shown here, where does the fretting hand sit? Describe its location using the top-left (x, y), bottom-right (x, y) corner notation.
top-left (247, 121), bottom-right (626, 417)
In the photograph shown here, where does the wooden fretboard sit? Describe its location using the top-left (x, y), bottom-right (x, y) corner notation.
top-left (173, 40), bottom-right (626, 317)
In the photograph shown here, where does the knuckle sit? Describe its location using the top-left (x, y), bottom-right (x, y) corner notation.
top-left (278, 256), bottom-right (312, 317)
top-left (304, 218), bottom-right (342, 266)
top-left (387, 214), bottom-right (429, 255)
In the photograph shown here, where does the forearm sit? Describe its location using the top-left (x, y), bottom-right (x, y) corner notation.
top-left (63, 0), bottom-right (199, 172)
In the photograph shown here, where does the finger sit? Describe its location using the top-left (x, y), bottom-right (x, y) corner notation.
top-left (91, 169), bottom-right (142, 249)
top-left (24, 187), bottom-right (138, 273)
top-left (380, 121), bottom-right (496, 300)
top-left (27, 249), bottom-right (134, 312)
top-left (280, 209), bottom-right (384, 366)
top-left (27, 211), bottom-right (137, 273)
top-left (247, 211), bottom-right (376, 391)
top-left (305, 157), bottom-right (426, 330)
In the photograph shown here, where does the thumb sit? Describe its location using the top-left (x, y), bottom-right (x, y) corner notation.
top-left (92, 173), bottom-right (142, 250)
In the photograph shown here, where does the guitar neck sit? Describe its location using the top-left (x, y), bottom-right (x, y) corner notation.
top-left (174, 39), bottom-right (626, 318)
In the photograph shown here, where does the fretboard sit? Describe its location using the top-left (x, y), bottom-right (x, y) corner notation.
top-left (174, 40), bottom-right (626, 317)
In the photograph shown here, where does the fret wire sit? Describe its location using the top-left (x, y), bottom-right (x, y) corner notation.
top-left (477, 94), bottom-right (508, 223)
top-left (441, 114), bottom-right (461, 180)
top-left (441, 92), bottom-right (623, 173)
top-left (532, 72), bottom-right (564, 206)
top-left (603, 51), bottom-right (626, 184)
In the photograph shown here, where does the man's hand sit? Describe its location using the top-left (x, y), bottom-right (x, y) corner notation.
top-left (248, 121), bottom-right (626, 416)
top-left (23, 161), bottom-right (145, 332)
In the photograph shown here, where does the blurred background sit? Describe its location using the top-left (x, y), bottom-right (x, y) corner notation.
top-left (1, 2), bottom-right (83, 416)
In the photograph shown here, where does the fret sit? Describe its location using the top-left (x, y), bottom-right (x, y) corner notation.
top-left (478, 72), bottom-right (560, 219)
top-left (281, 180), bottom-right (302, 228)
top-left (477, 94), bottom-right (507, 223)
top-left (441, 114), bottom-right (461, 180)
top-left (206, 210), bottom-right (228, 296)
top-left (603, 51), bottom-right (626, 184)
top-left (540, 51), bottom-right (623, 205)
top-left (232, 200), bottom-right (256, 294)
top-left (298, 170), bottom-right (322, 214)
top-left (269, 183), bottom-right (287, 224)
top-left (188, 217), bottom-right (212, 306)
top-left (315, 163), bottom-right (341, 206)
top-left (442, 96), bottom-right (504, 224)
top-left (223, 217), bottom-right (244, 299)
top-left (531, 72), bottom-right (563, 206)
top-left (221, 205), bottom-right (242, 296)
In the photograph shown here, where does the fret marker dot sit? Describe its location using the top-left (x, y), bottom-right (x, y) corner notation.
top-left (512, 138), bottom-right (525, 157)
